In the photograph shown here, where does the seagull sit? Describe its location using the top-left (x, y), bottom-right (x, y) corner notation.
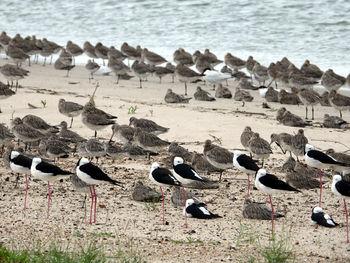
top-left (149, 162), bottom-right (180, 224)
top-left (311, 206), bottom-right (338, 228)
top-left (331, 174), bottom-right (350, 243)
top-left (30, 157), bottom-right (72, 218)
top-left (9, 151), bottom-right (32, 210)
top-left (233, 150), bottom-right (260, 198)
top-left (255, 168), bottom-right (300, 233)
top-left (202, 68), bottom-right (232, 89)
top-left (173, 156), bottom-right (205, 228)
top-left (76, 157), bottom-right (123, 224)
top-left (184, 199), bottom-right (222, 219)
top-left (305, 144), bottom-right (350, 207)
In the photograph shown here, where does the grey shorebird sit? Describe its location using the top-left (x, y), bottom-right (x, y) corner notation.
top-left (58, 99), bottom-right (84, 128)
top-left (129, 117), bottom-right (169, 135)
top-left (164, 89), bottom-right (191, 103)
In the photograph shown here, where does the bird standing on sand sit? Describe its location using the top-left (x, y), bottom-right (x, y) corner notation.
top-left (58, 99), bottom-right (84, 128)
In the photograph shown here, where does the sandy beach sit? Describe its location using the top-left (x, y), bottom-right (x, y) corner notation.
top-left (1, 58), bottom-right (350, 262)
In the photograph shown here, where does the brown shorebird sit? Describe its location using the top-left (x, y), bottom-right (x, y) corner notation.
top-left (224, 53), bottom-right (246, 71)
top-left (141, 48), bottom-right (166, 66)
top-left (129, 117), bottom-right (169, 135)
top-left (297, 88), bottom-right (321, 120)
top-left (267, 63), bottom-right (278, 88)
top-left (0, 81), bottom-right (15, 104)
top-left (215, 83), bottom-right (232, 98)
top-left (326, 149), bottom-right (350, 165)
top-left (70, 173), bottom-right (90, 209)
top-left (11, 117), bottom-right (45, 149)
top-left (85, 59), bottom-right (100, 81)
top-left (243, 199), bottom-right (284, 220)
top-left (323, 114), bottom-right (347, 129)
top-left (166, 62), bottom-right (176, 82)
top-left (320, 91), bottom-right (331, 106)
top-left (94, 42), bottom-right (109, 65)
top-left (131, 60), bottom-right (152, 88)
top-left (270, 133), bottom-right (293, 156)
top-left (164, 89), bottom-right (192, 103)
top-left (39, 136), bottom-right (73, 160)
top-left (0, 64), bottom-right (28, 89)
top-left (109, 123), bottom-right (135, 144)
top-left (328, 90), bottom-right (350, 118)
top-left (173, 48), bottom-right (194, 66)
top-left (168, 142), bottom-right (193, 162)
top-left (152, 66), bottom-right (174, 83)
top-left (121, 42), bottom-right (142, 62)
top-left (234, 88), bottom-right (253, 106)
top-left (81, 102), bottom-right (117, 137)
top-left (194, 86), bottom-right (215, 101)
top-left (240, 126), bottom-right (254, 152)
top-left (191, 152), bottom-right (223, 174)
top-left (58, 99), bottom-right (84, 128)
top-left (42, 38), bottom-right (62, 65)
top-left (58, 121), bottom-right (86, 143)
top-left (54, 57), bottom-right (75, 77)
top-left (22, 114), bottom-right (58, 134)
top-left (247, 133), bottom-right (272, 166)
top-left (0, 123), bottom-right (15, 149)
top-left (291, 129), bottom-right (308, 161)
top-left (85, 138), bottom-right (106, 161)
top-left (203, 139), bottom-right (233, 181)
top-left (66, 40), bottom-right (83, 65)
top-left (237, 78), bottom-right (257, 90)
top-left (300, 60), bottom-right (323, 79)
top-left (35, 39), bottom-right (54, 66)
top-left (106, 143), bottom-right (124, 162)
top-left (276, 107), bottom-right (306, 127)
top-left (278, 89), bottom-right (300, 105)
top-left (193, 50), bottom-right (222, 68)
top-left (252, 62), bottom-right (269, 85)
top-left (175, 64), bottom-right (204, 95)
top-left (321, 69), bottom-right (346, 91)
top-left (83, 41), bottom-right (98, 61)
top-left (0, 31), bottom-right (11, 49)
top-left (108, 57), bottom-right (129, 84)
top-left (108, 46), bottom-right (127, 61)
top-left (122, 142), bottom-right (158, 160)
top-left (133, 128), bottom-right (170, 154)
top-left (194, 54), bottom-right (213, 74)
top-left (265, 87), bottom-right (279, 102)
top-left (171, 187), bottom-right (201, 207)
top-left (284, 165), bottom-right (320, 190)
top-left (6, 43), bottom-right (30, 66)
top-left (246, 56), bottom-right (258, 78)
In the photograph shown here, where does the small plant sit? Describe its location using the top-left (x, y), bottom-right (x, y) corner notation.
top-left (149, 109), bottom-right (154, 117)
top-left (261, 235), bottom-right (295, 263)
top-left (41, 99), bottom-right (47, 108)
top-left (186, 237), bottom-right (203, 244)
top-left (235, 221), bottom-right (259, 248)
top-left (142, 195), bottom-right (159, 212)
top-left (73, 231), bottom-right (83, 238)
top-left (128, 105), bottom-right (138, 114)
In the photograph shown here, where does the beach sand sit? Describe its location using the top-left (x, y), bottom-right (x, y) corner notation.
top-left (0, 58), bottom-right (349, 262)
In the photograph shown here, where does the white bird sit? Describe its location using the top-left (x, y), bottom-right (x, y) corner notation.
top-left (202, 68), bottom-right (232, 88)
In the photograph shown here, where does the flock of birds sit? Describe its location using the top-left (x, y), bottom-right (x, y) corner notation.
top-left (1, 31), bottom-right (350, 244)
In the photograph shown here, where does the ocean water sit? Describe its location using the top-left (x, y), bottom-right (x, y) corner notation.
top-left (1, 0), bottom-right (350, 75)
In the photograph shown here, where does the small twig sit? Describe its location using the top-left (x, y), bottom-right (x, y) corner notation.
top-left (28, 103), bottom-right (39, 109)
top-left (311, 139), bottom-right (350, 150)
top-left (209, 134), bottom-right (222, 145)
top-left (232, 110), bottom-right (267, 116)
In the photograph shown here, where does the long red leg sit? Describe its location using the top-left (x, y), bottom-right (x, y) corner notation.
top-left (246, 173), bottom-right (250, 199)
top-left (182, 185), bottom-right (188, 228)
top-left (46, 182), bottom-right (51, 219)
top-left (88, 185), bottom-right (93, 224)
top-left (345, 199), bottom-right (349, 243)
top-left (269, 195), bottom-right (274, 234)
top-left (319, 169), bottom-right (322, 207)
top-left (93, 186), bottom-right (97, 224)
top-left (23, 174), bottom-right (28, 211)
top-left (160, 186), bottom-right (165, 224)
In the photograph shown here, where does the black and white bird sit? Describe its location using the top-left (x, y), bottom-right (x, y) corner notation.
top-left (76, 157), bottom-right (123, 224)
top-left (30, 157), bottom-right (72, 219)
top-left (331, 174), bottom-right (350, 243)
top-left (305, 144), bottom-right (350, 207)
top-left (184, 199), bottom-right (222, 219)
top-left (149, 162), bottom-right (180, 224)
top-left (9, 151), bottom-right (32, 211)
top-left (173, 156), bottom-right (205, 228)
top-left (311, 206), bottom-right (338, 228)
top-left (233, 150), bottom-right (260, 198)
top-left (255, 168), bottom-right (300, 233)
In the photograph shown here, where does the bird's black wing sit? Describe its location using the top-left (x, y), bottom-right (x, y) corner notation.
top-left (308, 150), bottom-right (345, 166)
top-left (174, 163), bottom-right (204, 182)
top-left (36, 161), bottom-right (72, 175)
top-left (186, 203), bottom-right (221, 219)
top-left (260, 173), bottom-right (300, 192)
top-left (80, 162), bottom-right (122, 186)
top-left (152, 168), bottom-right (180, 186)
top-left (335, 181), bottom-right (350, 197)
top-left (311, 212), bottom-right (338, 227)
top-left (237, 154), bottom-right (260, 171)
top-left (12, 154), bottom-right (32, 169)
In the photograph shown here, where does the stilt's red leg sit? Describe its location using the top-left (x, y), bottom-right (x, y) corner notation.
top-left (93, 186), bottom-right (97, 224)
top-left (269, 195), bottom-right (274, 234)
top-left (345, 199), bottom-right (349, 243)
top-left (88, 185), bottom-right (93, 224)
top-left (160, 186), bottom-right (165, 224)
top-left (246, 173), bottom-right (250, 199)
top-left (182, 185), bottom-right (187, 228)
top-left (23, 174), bottom-right (28, 211)
top-left (319, 169), bottom-right (322, 207)
top-left (46, 182), bottom-right (51, 219)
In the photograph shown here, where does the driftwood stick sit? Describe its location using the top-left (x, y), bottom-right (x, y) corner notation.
top-left (311, 139), bottom-right (350, 150)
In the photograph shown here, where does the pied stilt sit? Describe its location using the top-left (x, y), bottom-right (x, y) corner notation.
top-left (311, 206), bottom-right (338, 228)
top-left (184, 199), bottom-right (222, 219)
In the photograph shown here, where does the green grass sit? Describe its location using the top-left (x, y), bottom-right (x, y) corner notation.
top-left (0, 239), bottom-right (144, 263)
top-left (170, 237), bottom-right (203, 245)
top-left (142, 195), bottom-right (160, 212)
top-left (128, 105), bottom-right (138, 114)
top-left (260, 235), bottom-right (295, 263)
